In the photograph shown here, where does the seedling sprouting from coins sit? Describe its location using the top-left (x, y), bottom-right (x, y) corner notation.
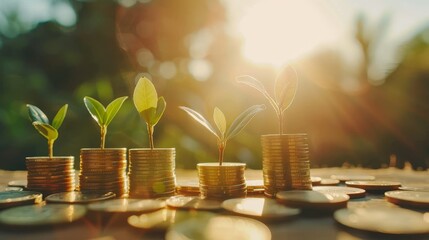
top-left (180, 104), bottom-right (266, 166)
top-left (237, 65), bottom-right (298, 135)
top-left (26, 104), bottom-right (68, 158)
top-left (83, 96), bottom-right (128, 149)
top-left (133, 77), bottom-right (166, 149)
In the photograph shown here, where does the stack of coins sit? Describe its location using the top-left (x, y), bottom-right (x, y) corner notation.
top-left (197, 163), bottom-right (246, 199)
top-left (79, 148), bottom-right (127, 197)
top-left (128, 148), bottom-right (176, 198)
top-left (261, 134), bottom-right (312, 197)
top-left (176, 180), bottom-right (200, 196)
top-left (26, 156), bottom-right (75, 195)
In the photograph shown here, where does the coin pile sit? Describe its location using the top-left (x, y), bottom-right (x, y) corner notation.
top-left (261, 134), bottom-right (312, 197)
top-left (128, 148), bottom-right (176, 198)
top-left (26, 156), bottom-right (76, 195)
top-left (197, 163), bottom-right (246, 199)
top-left (79, 148), bottom-right (127, 197)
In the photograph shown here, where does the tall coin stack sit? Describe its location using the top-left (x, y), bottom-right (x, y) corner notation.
top-left (128, 148), bottom-right (176, 198)
top-left (197, 163), bottom-right (247, 199)
top-left (26, 156), bottom-right (76, 195)
top-left (79, 148), bottom-right (127, 197)
top-left (261, 134), bottom-right (312, 197)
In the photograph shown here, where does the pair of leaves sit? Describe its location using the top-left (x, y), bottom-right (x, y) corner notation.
top-left (27, 104), bottom-right (68, 141)
top-left (133, 77), bottom-right (166, 127)
top-left (83, 96), bottom-right (128, 127)
top-left (180, 104), bottom-right (266, 142)
top-left (236, 65), bottom-right (298, 114)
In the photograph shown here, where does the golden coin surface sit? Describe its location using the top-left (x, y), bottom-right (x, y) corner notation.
top-left (276, 190), bottom-right (349, 209)
top-left (334, 207), bottom-right (429, 234)
top-left (319, 179), bottom-right (340, 186)
top-left (166, 215), bottom-right (271, 240)
top-left (399, 184), bottom-right (429, 192)
top-left (128, 209), bottom-right (215, 232)
top-left (312, 186), bottom-right (366, 199)
top-left (88, 199), bottom-right (166, 213)
top-left (0, 204), bottom-right (86, 226)
top-left (0, 191), bottom-right (43, 208)
top-left (166, 196), bottom-right (222, 210)
top-left (345, 181), bottom-right (401, 191)
top-left (330, 174), bottom-right (375, 181)
top-left (45, 191), bottom-right (116, 203)
top-left (385, 190), bottom-right (429, 208)
top-left (8, 180), bottom-right (27, 188)
top-left (222, 197), bottom-right (300, 219)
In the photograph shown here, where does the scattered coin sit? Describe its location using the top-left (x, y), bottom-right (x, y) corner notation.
top-left (0, 191), bottom-right (43, 209)
top-left (312, 186), bottom-right (366, 199)
top-left (334, 207), bottom-right (429, 234)
top-left (276, 190), bottom-right (349, 210)
top-left (0, 204), bottom-right (86, 226)
top-left (385, 190), bottom-right (429, 208)
top-left (166, 196), bottom-right (222, 210)
top-left (166, 215), bottom-right (271, 240)
top-left (330, 174), bottom-right (375, 182)
top-left (399, 184), bottom-right (429, 192)
top-left (8, 180), bottom-right (27, 188)
top-left (345, 181), bottom-right (401, 191)
top-left (88, 199), bottom-right (166, 213)
top-left (222, 197), bottom-right (300, 220)
top-left (311, 177), bottom-right (322, 185)
top-left (45, 191), bottom-right (116, 204)
top-left (4, 187), bottom-right (23, 191)
top-left (319, 179), bottom-right (340, 186)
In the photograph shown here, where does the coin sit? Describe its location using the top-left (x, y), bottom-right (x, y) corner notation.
top-left (276, 190), bottom-right (349, 210)
top-left (128, 209), bottom-right (216, 232)
top-left (165, 215), bottom-right (271, 240)
top-left (330, 174), bottom-right (375, 181)
top-left (0, 204), bottom-right (86, 226)
top-left (399, 184), bottom-right (429, 192)
top-left (334, 207), bottom-right (429, 234)
top-left (312, 186), bottom-right (366, 199)
top-left (88, 199), bottom-right (166, 213)
top-left (319, 179), bottom-right (340, 186)
top-left (45, 191), bottom-right (116, 203)
top-left (345, 181), bottom-right (401, 191)
top-left (166, 196), bottom-right (222, 210)
top-left (385, 190), bottom-right (429, 208)
top-left (310, 177), bottom-right (322, 185)
top-left (246, 180), bottom-right (264, 190)
top-left (8, 179), bottom-right (27, 187)
top-left (0, 191), bottom-right (43, 209)
top-left (4, 187), bottom-right (23, 191)
top-left (222, 198), bottom-right (300, 220)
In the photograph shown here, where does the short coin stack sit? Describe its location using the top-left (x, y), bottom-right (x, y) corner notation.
top-left (128, 148), bottom-right (176, 198)
top-left (197, 162), bottom-right (246, 199)
top-left (79, 148), bottom-right (127, 197)
top-left (261, 134), bottom-right (312, 197)
top-left (26, 156), bottom-right (75, 195)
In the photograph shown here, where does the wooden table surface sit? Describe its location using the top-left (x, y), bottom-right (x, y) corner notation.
top-left (0, 168), bottom-right (428, 240)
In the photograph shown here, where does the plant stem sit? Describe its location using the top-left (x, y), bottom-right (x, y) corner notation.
top-left (48, 140), bottom-right (54, 158)
top-left (147, 124), bottom-right (154, 149)
top-left (100, 125), bottom-right (107, 149)
top-left (218, 141), bottom-right (226, 166)
top-left (279, 111), bottom-right (284, 135)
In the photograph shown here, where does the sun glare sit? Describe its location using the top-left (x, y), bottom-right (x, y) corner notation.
top-left (235, 0), bottom-right (340, 67)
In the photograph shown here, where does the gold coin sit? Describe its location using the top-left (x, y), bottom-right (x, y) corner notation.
top-left (345, 181), bottom-right (401, 191)
top-left (88, 199), bottom-right (165, 213)
top-left (166, 196), bottom-right (222, 210)
top-left (45, 191), bottom-right (116, 203)
top-left (385, 190), bottom-right (429, 208)
top-left (313, 186), bottom-right (366, 199)
top-left (0, 191), bottom-right (43, 209)
top-left (330, 174), bottom-right (375, 182)
top-left (276, 190), bottom-right (349, 210)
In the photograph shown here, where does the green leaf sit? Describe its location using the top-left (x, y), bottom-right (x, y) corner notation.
top-left (213, 107), bottom-right (226, 138)
top-left (225, 104), bottom-right (266, 140)
top-left (83, 96), bottom-right (106, 126)
top-left (32, 122), bottom-right (58, 141)
top-left (275, 65), bottom-right (298, 112)
top-left (104, 96), bottom-right (128, 126)
top-left (180, 106), bottom-right (220, 139)
top-left (26, 104), bottom-right (49, 124)
top-left (51, 104), bottom-right (68, 130)
top-left (150, 97), bottom-right (166, 126)
top-left (236, 75), bottom-right (280, 115)
top-left (133, 77), bottom-right (158, 113)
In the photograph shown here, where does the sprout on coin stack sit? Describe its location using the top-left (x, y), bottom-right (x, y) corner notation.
top-left (25, 104), bottom-right (76, 195)
top-left (237, 65), bottom-right (312, 197)
top-left (128, 76), bottom-right (176, 198)
top-left (180, 104), bottom-right (265, 199)
top-left (80, 96), bottom-right (128, 197)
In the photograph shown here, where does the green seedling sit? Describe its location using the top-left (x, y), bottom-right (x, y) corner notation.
top-left (237, 65), bottom-right (298, 135)
top-left (133, 77), bottom-right (166, 149)
top-left (180, 104), bottom-right (266, 166)
top-left (83, 96), bottom-right (128, 149)
top-left (27, 104), bottom-right (68, 158)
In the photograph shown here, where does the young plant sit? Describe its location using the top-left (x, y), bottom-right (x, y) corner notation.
top-left (133, 77), bottom-right (166, 149)
top-left (180, 104), bottom-right (266, 166)
top-left (83, 96), bottom-right (128, 149)
top-left (236, 65), bottom-right (298, 135)
top-left (27, 104), bottom-right (68, 158)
